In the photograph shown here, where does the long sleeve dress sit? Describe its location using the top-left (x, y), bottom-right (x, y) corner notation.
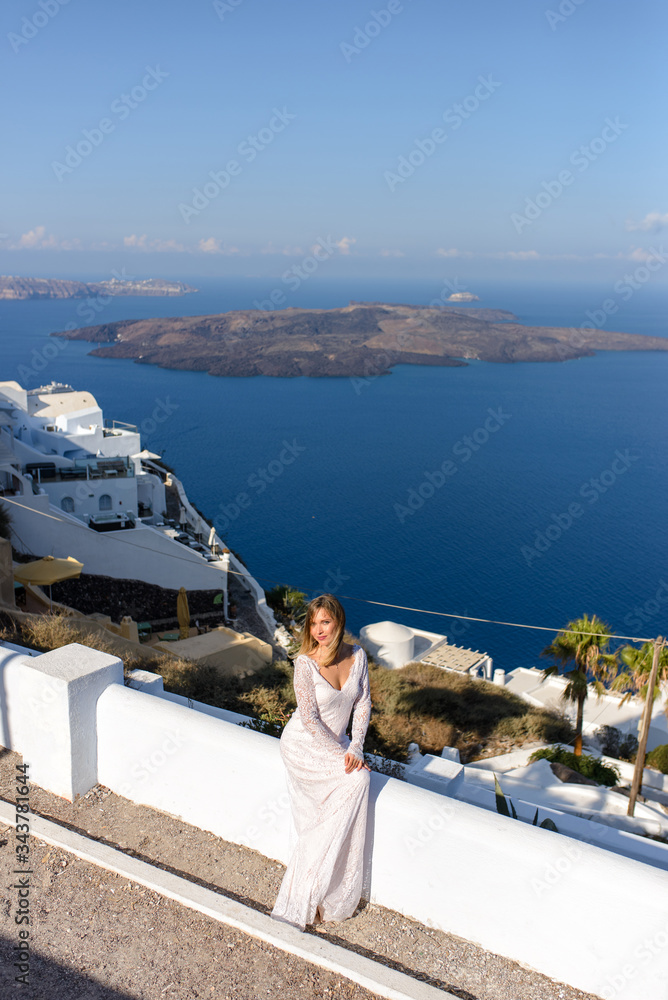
top-left (271, 644), bottom-right (372, 930)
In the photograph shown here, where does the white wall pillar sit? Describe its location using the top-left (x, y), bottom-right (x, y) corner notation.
top-left (1, 643), bottom-right (122, 801)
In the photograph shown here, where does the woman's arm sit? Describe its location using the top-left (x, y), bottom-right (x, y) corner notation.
top-left (347, 649), bottom-right (371, 762)
top-left (293, 655), bottom-right (346, 757)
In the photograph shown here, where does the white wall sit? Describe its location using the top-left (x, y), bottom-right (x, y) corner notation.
top-left (506, 667), bottom-right (668, 752)
top-left (136, 471), bottom-right (166, 517)
top-left (93, 675), bottom-right (668, 1000)
top-left (7, 494), bottom-right (231, 591)
top-left (45, 475), bottom-right (137, 520)
top-left (3, 640), bottom-right (668, 999)
top-left (469, 743), bottom-right (668, 794)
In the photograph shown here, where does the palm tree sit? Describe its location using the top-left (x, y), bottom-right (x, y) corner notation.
top-left (541, 614), bottom-right (617, 756)
top-left (612, 642), bottom-right (668, 705)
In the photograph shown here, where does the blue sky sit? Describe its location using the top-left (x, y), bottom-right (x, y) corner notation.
top-left (2, 0), bottom-right (666, 282)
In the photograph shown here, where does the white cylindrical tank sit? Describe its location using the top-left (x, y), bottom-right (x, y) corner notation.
top-left (360, 620), bottom-right (414, 670)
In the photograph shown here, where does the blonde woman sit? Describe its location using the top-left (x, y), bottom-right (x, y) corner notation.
top-left (271, 594), bottom-right (371, 929)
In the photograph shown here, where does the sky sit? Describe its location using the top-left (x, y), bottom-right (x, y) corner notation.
top-left (2, 0), bottom-right (667, 283)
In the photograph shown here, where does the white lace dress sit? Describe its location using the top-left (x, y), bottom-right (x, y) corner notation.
top-left (271, 644), bottom-right (372, 930)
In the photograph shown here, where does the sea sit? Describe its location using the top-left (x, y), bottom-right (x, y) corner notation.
top-left (1, 275), bottom-right (667, 673)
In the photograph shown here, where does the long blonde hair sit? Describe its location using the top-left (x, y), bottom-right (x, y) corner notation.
top-left (298, 594), bottom-right (346, 667)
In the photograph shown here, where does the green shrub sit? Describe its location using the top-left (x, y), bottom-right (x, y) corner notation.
top-left (265, 584), bottom-right (307, 621)
top-left (529, 745), bottom-right (620, 786)
top-left (646, 744), bottom-right (668, 774)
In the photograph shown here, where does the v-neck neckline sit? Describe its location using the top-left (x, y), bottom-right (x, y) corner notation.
top-left (307, 645), bottom-right (358, 692)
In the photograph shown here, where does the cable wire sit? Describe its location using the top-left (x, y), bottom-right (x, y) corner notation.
top-left (1, 494), bottom-right (659, 644)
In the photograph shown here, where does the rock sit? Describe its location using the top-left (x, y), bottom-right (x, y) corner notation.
top-left (549, 761), bottom-right (599, 786)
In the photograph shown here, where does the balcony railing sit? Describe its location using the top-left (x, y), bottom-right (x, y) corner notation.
top-left (24, 456), bottom-right (135, 483)
top-left (103, 419), bottom-right (138, 433)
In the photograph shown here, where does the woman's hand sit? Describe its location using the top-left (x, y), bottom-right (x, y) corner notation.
top-left (344, 752), bottom-right (370, 774)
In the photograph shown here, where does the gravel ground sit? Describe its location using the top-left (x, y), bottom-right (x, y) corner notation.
top-left (0, 749), bottom-right (602, 1000)
top-left (0, 836), bottom-right (377, 1000)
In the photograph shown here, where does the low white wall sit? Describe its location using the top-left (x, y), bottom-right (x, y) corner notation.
top-left (370, 782), bottom-right (668, 1000)
top-left (126, 667), bottom-right (252, 726)
top-left (95, 677), bottom-right (668, 1000)
top-left (470, 743), bottom-right (668, 794)
top-left (3, 641), bottom-right (668, 999)
top-left (97, 683), bottom-right (288, 860)
top-left (7, 494), bottom-right (230, 591)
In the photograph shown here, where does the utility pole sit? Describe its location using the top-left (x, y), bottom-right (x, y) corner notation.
top-left (627, 637), bottom-right (664, 817)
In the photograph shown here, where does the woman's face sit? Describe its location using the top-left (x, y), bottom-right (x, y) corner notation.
top-left (310, 608), bottom-right (337, 647)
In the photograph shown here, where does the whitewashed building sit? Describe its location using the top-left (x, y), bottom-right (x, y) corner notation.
top-left (0, 380), bottom-right (273, 630)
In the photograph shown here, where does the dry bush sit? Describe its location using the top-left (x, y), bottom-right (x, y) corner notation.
top-left (367, 712), bottom-right (456, 762)
top-left (493, 708), bottom-right (573, 744)
top-left (17, 613), bottom-right (127, 663)
top-left (150, 655), bottom-right (296, 721)
top-left (19, 613), bottom-right (90, 652)
top-left (367, 661), bottom-right (573, 761)
top-left (8, 612), bottom-right (149, 676)
top-left (238, 685), bottom-right (294, 726)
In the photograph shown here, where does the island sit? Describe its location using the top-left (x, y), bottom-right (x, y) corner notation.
top-left (50, 301), bottom-right (668, 378)
top-left (0, 276), bottom-right (197, 300)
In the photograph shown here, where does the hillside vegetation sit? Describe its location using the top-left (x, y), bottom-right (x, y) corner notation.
top-left (1, 613), bottom-right (573, 762)
top-left (156, 651), bottom-right (573, 762)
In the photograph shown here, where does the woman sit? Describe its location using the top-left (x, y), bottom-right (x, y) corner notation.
top-left (271, 594), bottom-right (371, 930)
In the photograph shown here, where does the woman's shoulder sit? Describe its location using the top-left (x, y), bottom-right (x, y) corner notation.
top-left (348, 642), bottom-right (367, 664)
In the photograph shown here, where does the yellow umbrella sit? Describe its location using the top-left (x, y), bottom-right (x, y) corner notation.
top-left (14, 555), bottom-right (84, 611)
top-left (177, 586), bottom-right (190, 640)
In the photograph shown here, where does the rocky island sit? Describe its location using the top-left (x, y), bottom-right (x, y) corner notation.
top-left (51, 301), bottom-right (668, 378)
top-left (0, 275), bottom-right (197, 300)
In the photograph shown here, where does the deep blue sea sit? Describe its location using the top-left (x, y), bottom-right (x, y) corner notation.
top-left (1, 276), bottom-right (667, 672)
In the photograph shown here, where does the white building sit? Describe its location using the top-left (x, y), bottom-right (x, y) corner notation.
top-left (360, 618), bottom-right (493, 679)
top-left (0, 380), bottom-right (274, 631)
top-left (504, 665), bottom-right (668, 752)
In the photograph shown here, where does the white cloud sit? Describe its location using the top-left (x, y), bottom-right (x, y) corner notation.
top-left (626, 212), bottom-right (668, 233)
top-left (198, 236), bottom-right (222, 254)
top-left (335, 236), bottom-right (356, 255)
top-left (627, 246), bottom-right (659, 262)
top-left (124, 233), bottom-right (148, 249)
top-left (17, 225), bottom-right (59, 249)
top-left (602, 247), bottom-right (667, 262)
top-left (436, 248), bottom-right (474, 258)
top-left (152, 238), bottom-right (186, 253)
top-left (197, 238), bottom-right (242, 255)
top-left (13, 225), bottom-right (82, 250)
top-left (436, 247), bottom-right (600, 262)
top-left (18, 225), bottom-right (46, 248)
top-left (58, 238), bottom-right (82, 250)
top-left (379, 248), bottom-right (405, 257)
top-left (124, 234), bottom-right (187, 252)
